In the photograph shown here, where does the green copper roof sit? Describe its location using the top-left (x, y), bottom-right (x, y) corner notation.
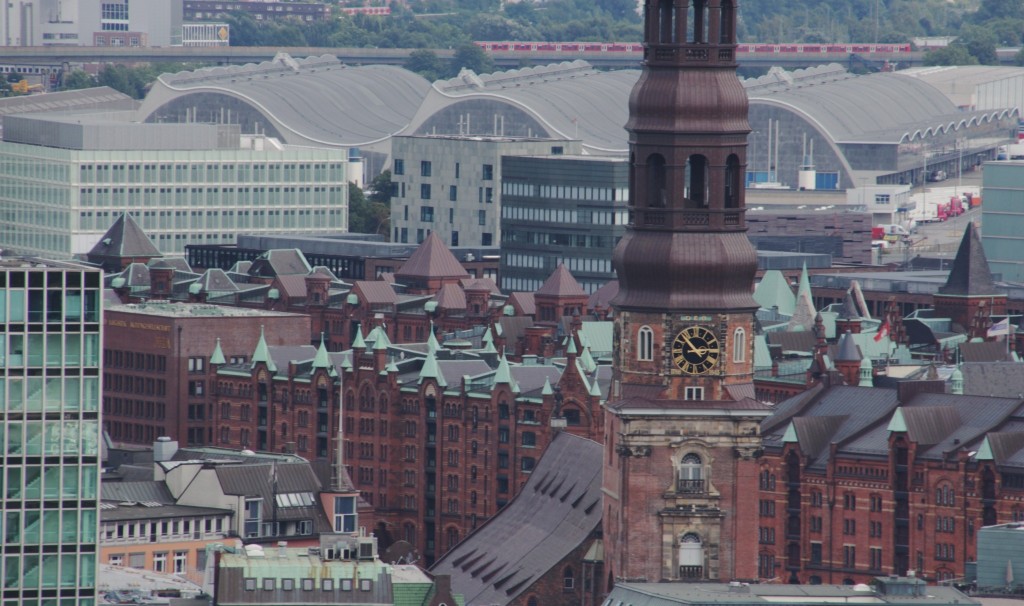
top-left (250, 326), bottom-right (277, 372)
top-left (483, 339), bottom-right (497, 354)
top-left (370, 326), bottom-right (391, 350)
top-left (976, 436), bottom-right (994, 461)
top-left (427, 323), bottom-right (441, 354)
top-left (210, 338), bottom-right (226, 365)
top-left (542, 377), bottom-right (554, 396)
top-left (887, 407), bottom-right (908, 433)
top-left (754, 269), bottom-right (796, 316)
top-left (783, 422), bottom-right (799, 443)
top-left (566, 336), bottom-right (578, 356)
top-left (312, 334), bottom-right (331, 369)
top-left (352, 324), bottom-right (366, 349)
top-left (419, 350), bottom-right (447, 387)
top-left (494, 355), bottom-right (519, 393)
top-left (589, 378), bottom-right (601, 397)
top-left (482, 326), bottom-right (494, 344)
top-left (580, 345), bottom-right (597, 374)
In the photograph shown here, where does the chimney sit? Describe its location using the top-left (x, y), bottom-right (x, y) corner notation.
top-left (153, 436), bottom-right (179, 462)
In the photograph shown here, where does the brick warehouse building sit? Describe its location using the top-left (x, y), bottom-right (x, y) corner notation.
top-left (210, 325), bottom-right (606, 565)
top-left (102, 302), bottom-right (309, 446)
top-left (757, 381), bottom-right (1024, 585)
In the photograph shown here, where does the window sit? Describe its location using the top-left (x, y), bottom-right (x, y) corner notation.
top-left (420, 184), bottom-right (431, 200)
top-left (322, 579), bottom-right (334, 591)
top-left (449, 185), bottom-right (458, 201)
top-left (421, 161), bottom-right (432, 177)
top-left (522, 432), bottom-right (536, 447)
top-left (334, 496), bottom-right (356, 533)
top-left (684, 387), bottom-right (704, 401)
top-left (420, 206), bottom-right (434, 222)
top-left (153, 552), bottom-right (167, 573)
top-left (302, 578), bottom-right (314, 591)
top-left (563, 567), bottom-right (575, 590)
top-left (733, 327), bottom-right (746, 363)
top-left (843, 545), bottom-right (856, 568)
top-left (174, 551), bottom-right (187, 574)
top-left (245, 578), bottom-right (257, 591)
top-left (282, 579), bottom-right (294, 591)
top-left (843, 492), bottom-right (856, 510)
top-left (638, 326), bottom-right (654, 361)
top-left (188, 357), bottom-right (205, 373)
top-left (843, 519), bottom-right (856, 535)
top-left (245, 499), bottom-right (262, 537)
top-left (263, 578), bottom-right (276, 591)
top-left (482, 164), bottom-right (494, 180)
top-left (393, 159), bottom-right (405, 175)
top-left (760, 499), bottom-right (776, 517)
top-left (478, 210), bottom-right (486, 226)
top-left (482, 232), bottom-right (493, 246)
top-left (811, 542), bottom-right (822, 563)
top-left (678, 453), bottom-right (703, 493)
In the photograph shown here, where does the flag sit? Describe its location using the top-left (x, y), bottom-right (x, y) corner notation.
top-left (874, 321), bottom-right (889, 342)
top-left (988, 318), bottom-right (1012, 337)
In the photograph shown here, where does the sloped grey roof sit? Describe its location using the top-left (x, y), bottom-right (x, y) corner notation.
top-left (984, 432), bottom-right (1024, 464)
top-left (939, 224), bottom-right (1002, 297)
top-left (960, 341), bottom-right (1014, 363)
top-left (900, 406), bottom-right (961, 446)
top-left (961, 362), bottom-right (1024, 397)
top-left (102, 481), bottom-right (175, 504)
top-left (143, 55), bottom-right (431, 147)
top-left (89, 213), bottom-right (162, 259)
top-left (430, 432), bottom-right (603, 606)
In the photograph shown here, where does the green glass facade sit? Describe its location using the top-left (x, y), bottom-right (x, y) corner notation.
top-left (0, 261), bottom-right (102, 606)
top-left (0, 142), bottom-right (349, 259)
top-left (981, 162), bottom-right (1024, 283)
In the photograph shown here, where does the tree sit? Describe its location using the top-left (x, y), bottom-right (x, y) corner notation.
top-left (922, 44), bottom-right (979, 66)
top-left (405, 50), bottom-right (446, 82)
top-left (60, 69), bottom-right (96, 91)
top-left (957, 25), bottom-right (999, 64)
top-left (451, 42), bottom-right (495, 76)
top-left (347, 172), bottom-right (392, 236)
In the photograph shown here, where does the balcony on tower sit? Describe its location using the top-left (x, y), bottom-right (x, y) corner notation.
top-left (642, 0), bottom-right (738, 67)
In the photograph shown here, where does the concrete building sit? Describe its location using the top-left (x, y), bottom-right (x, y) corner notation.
top-left (29, 0), bottom-right (183, 47)
top-left (500, 154), bottom-right (628, 293)
top-left (0, 112), bottom-right (350, 258)
top-left (0, 258), bottom-right (103, 604)
top-left (183, 0), bottom-right (330, 24)
top-left (982, 161), bottom-right (1024, 284)
top-left (389, 135), bottom-right (580, 248)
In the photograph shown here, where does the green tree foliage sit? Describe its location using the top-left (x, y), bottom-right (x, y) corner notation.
top-left (60, 69), bottom-right (97, 91)
top-left (348, 175), bottom-right (391, 236)
top-left (405, 49), bottom-right (447, 81)
top-left (923, 43), bottom-right (979, 66)
top-left (452, 42), bottom-right (495, 74)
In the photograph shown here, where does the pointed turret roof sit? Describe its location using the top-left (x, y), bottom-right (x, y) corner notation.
top-left (88, 213), bottom-right (162, 259)
top-left (858, 356), bottom-right (873, 387)
top-left (250, 326), bottom-right (277, 372)
top-left (494, 355), bottom-right (520, 393)
top-left (210, 338), bottom-right (226, 365)
top-left (419, 349), bottom-right (447, 387)
top-left (352, 324), bottom-right (366, 349)
top-left (427, 324), bottom-right (441, 354)
top-left (312, 335), bottom-right (331, 370)
top-left (536, 264), bottom-right (586, 297)
top-left (541, 377), bottom-right (554, 396)
top-left (837, 290), bottom-right (862, 321)
top-left (835, 331), bottom-right (861, 362)
top-left (753, 270), bottom-right (796, 316)
top-left (788, 264), bottom-right (817, 332)
top-left (939, 223), bottom-right (1001, 297)
top-left (395, 232), bottom-right (470, 280)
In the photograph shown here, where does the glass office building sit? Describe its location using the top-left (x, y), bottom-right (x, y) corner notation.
top-left (0, 259), bottom-right (102, 606)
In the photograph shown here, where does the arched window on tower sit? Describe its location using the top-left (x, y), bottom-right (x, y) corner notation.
top-left (678, 453), bottom-right (704, 493)
top-left (679, 533), bottom-right (704, 579)
top-left (687, 0), bottom-right (708, 43)
top-left (658, 0), bottom-right (675, 43)
top-left (733, 327), bottom-right (746, 363)
top-left (638, 325), bottom-right (654, 361)
top-left (719, 0), bottom-right (735, 44)
top-left (685, 155), bottom-right (708, 208)
top-left (647, 154), bottom-right (667, 208)
top-left (725, 154), bottom-right (741, 208)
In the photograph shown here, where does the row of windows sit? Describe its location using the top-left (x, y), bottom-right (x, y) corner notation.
top-left (244, 577), bottom-right (374, 592)
top-left (0, 376), bottom-right (100, 412)
top-left (104, 350), bottom-right (168, 372)
top-left (76, 162), bottom-right (344, 184)
top-left (503, 181), bottom-right (627, 203)
top-left (394, 159), bottom-right (492, 181)
top-left (102, 517), bottom-right (225, 543)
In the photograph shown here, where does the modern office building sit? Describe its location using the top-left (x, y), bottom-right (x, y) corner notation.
top-left (500, 154), bottom-right (628, 294)
top-left (31, 0), bottom-right (183, 47)
top-left (388, 135), bottom-right (581, 248)
top-left (0, 258), bottom-right (103, 604)
top-left (981, 160), bottom-right (1024, 283)
top-left (0, 112), bottom-right (350, 259)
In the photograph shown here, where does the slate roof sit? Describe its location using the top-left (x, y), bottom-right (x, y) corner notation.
top-left (834, 331), bottom-right (861, 362)
top-left (507, 292), bottom-right (535, 316)
top-left (194, 268), bottom-right (239, 293)
top-left (215, 462), bottom-right (327, 525)
top-left (88, 213), bottom-right (162, 259)
top-left (588, 280), bottom-right (619, 310)
top-left (430, 432), bottom-right (603, 606)
top-left (395, 232), bottom-right (469, 281)
top-left (938, 224), bottom-right (1002, 297)
top-left (983, 432), bottom-right (1024, 463)
top-left (535, 264), bottom-right (586, 297)
top-left (101, 481), bottom-right (175, 504)
top-left (275, 274), bottom-right (308, 299)
top-left (961, 362), bottom-right (1024, 397)
top-left (100, 502), bottom-right (232, 522)
top-left (435, 283), bottom-right (467, 310)
top-left (766, 331), bottom-right (817, 353)
top-left (248, 249), bottom-right (311, 277)
top-left (354, 281), bottom-right (398, 305)
top-left (960, 341), bottom-right (1014, 363)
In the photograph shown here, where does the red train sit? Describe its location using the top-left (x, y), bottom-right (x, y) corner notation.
top-left (475, 41), bottom-right (912, 55)
top-left (340, 6), bottom-right (390, 16)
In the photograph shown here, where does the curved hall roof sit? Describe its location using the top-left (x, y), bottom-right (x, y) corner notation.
top-left (405, 61), bottom-right (638, 154)
top-left (750, 70), bottom-right (1012, 144)
top-left (138, 53), bottom-right (432, 148)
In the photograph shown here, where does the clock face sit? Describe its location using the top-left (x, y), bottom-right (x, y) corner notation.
top-left (671, 326), bottom-right (720, 374)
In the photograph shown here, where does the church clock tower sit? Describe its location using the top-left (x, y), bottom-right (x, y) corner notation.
top-left (602, 0), bottom-right (772, 587)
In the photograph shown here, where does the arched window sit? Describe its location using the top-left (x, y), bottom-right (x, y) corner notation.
top-left (404, 523), bottom-right (415, 543)
top-left (719, 0), bottom-right (735, 44)
top-left (679, 533), bottom-right (704, 579)
top-left (638, 326), bottom-right (654, 361)
top-left (528, 599), bottom-right (539, 606)
top-left (563, 567), bottom-right (575, 590)
top-left (733, 327), bottom-right (746, 363)
top-left (725, 154), bottom-right (741, 208)
top-left (685, 155), bottom-right (708, 208)
top-left (647, 154), bottom-right (667, 208)
top-left (678, 453), bottom-right (703, 493)
top-left (446, 527), bottom-right (459, 551)
top-left (658, 0), bottom-right (675, 43)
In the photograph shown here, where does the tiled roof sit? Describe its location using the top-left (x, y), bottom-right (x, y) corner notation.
top-left (507, 292), bottom-right (535, 315)
top-left (196, 268), bottom-right (240, 293)
top-left (354, 281), bottom-right (398, 305)
top-left (249, 249), bottom-right (311, 277)
top-left (588, 280), bottom-right (618, 310)
top-left (939, 224), bottom-right (1002, 297)
top-left (88, 213), bottom-right (162, 259)
top-left (434, 283), bottom-right (467, 310)
top-left (960, 341), bottom-right (1014, 363)
top-left (395, 232), bottom-right (469, 280)
top-left (276, 274), bottom-right (308, 299)
top-left (535, 264), bottom-right (586, 297)
top-left (961, 362), bottom-right (1024, 397)
top-left (430, 432), bottom-right (603, 606)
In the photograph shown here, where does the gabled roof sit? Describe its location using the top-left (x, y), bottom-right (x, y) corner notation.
top-left (88, 213), bottom-right (162, 259)
top-left (898, 406), bottom-right (961, 446)
top-left (960, 362), bottom-right (1024, 397)
top-left (507, 292), bottom-right (535, 315)
top-left (754, 270), bottom-right (796, 316)
top-left (353, 281), bottom-right (398, 305)
top-left (395, 232), bottom-right (469, 280)
top-left (790, 416), bottom-right (848, 459)
top-left (434, 283), bottom-right (467, 310)
top-left (195, 268), bottom-right (240, 293)
top-left (430, 432), bottom-right (603, 606)
top-left (979, 431), bottom-right (1024, 463)
top-left (101, 481), bottom-right (175, 504)
top-left (588, 280), bottom-right (619, 310)
top-left (248, 249), bottom-right (311, 277)
top-left (939, 224), bottom-right (1001, 297)
top-left (535, 264), bottom-right (586, 298)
